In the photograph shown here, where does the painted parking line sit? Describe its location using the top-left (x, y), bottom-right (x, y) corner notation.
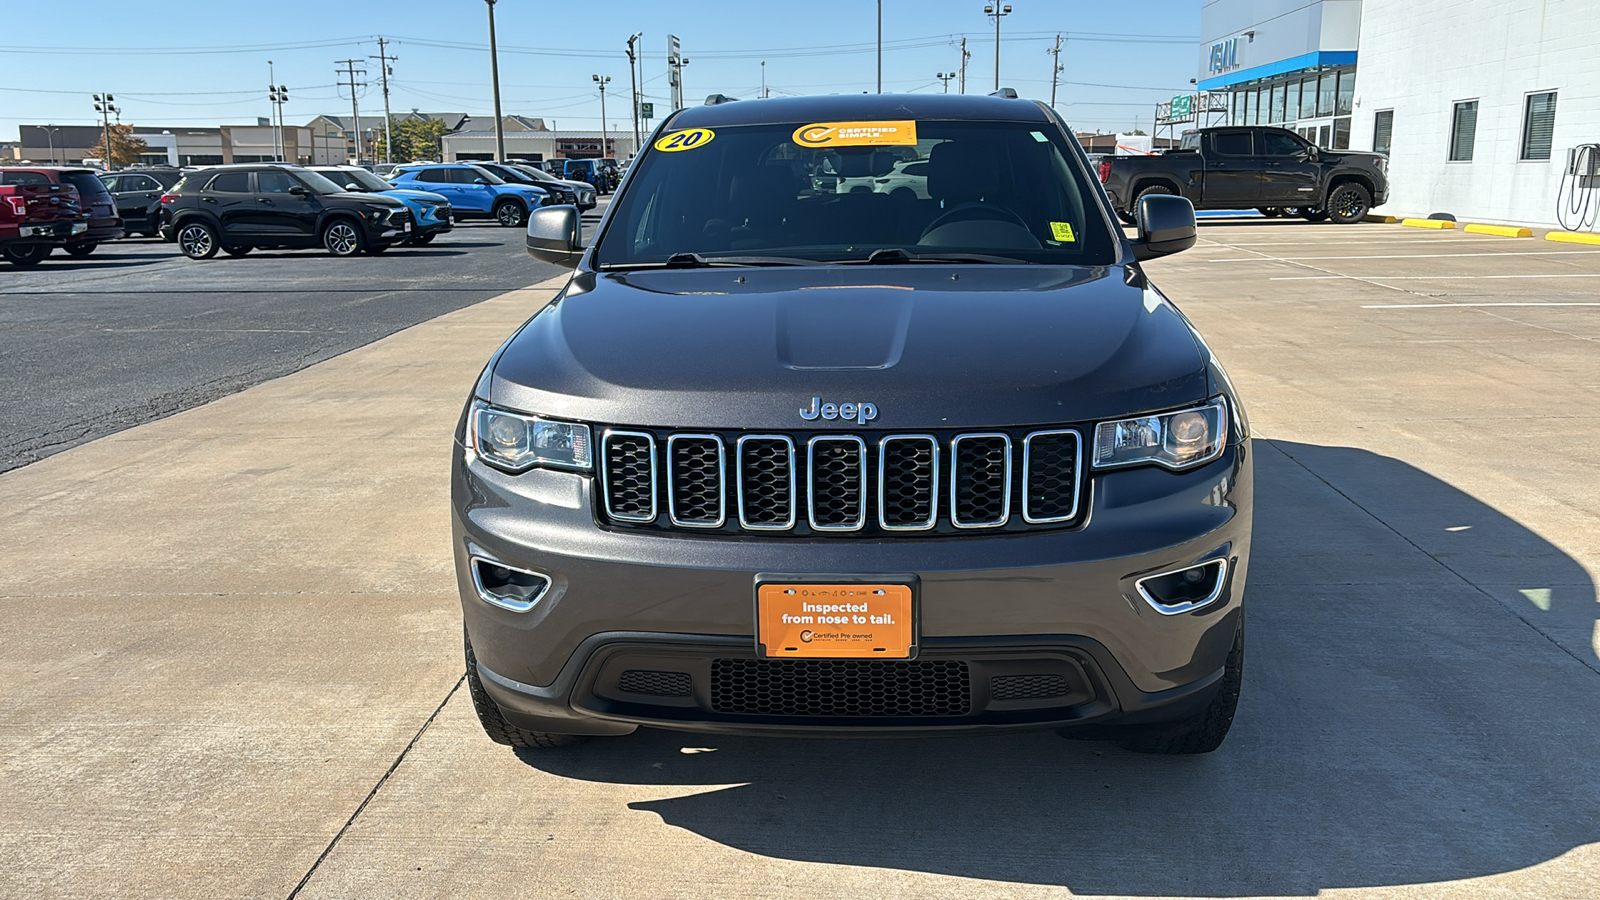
top-left (1272, 273), bottom-right (1600, 280)
top-left (1199, 237), bottom-right (1535, 247)
top-left (1211, 251), bottom-right (1598, 262)
top-left (1362, 302), bottom-right (1600, 308)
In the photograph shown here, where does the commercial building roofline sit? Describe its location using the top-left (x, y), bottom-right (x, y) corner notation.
top-left (1199, 50), bottom-right (1357, 91)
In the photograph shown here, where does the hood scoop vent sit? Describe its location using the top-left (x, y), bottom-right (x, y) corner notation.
top-left (776, 291), bottom-right (913, 371)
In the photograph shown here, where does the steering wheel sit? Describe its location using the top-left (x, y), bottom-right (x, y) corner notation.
top-left (918, 202), bottom-right (1033, 243)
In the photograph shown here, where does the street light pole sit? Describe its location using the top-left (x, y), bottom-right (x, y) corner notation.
top-left (92, 93), bottom-right (118, 171)
top-left (626, 33), bottom-right (642, 157)
top-left (936, 72), bottom-right (954, 93)
top-left (984, 4), bottom-right (1012, 92)
top-left (876, 0), bottom-right (883, 93)
top-left (485, 0), bottom-right (506, 162)
top-left (593, 75), bottom-right (611, 159)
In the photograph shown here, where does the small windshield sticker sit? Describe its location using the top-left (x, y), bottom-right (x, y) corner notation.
top-left (654, 128), bottom-right (716, 152)
top-left (1050, 221), bottom-right (1077, 242)
top-left (793, 120), bottom-right (918, 148)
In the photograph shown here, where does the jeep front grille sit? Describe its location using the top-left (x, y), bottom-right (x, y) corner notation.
top-left (599, 426), bottom-right (1082, 536)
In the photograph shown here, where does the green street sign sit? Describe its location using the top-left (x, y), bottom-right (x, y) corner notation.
top-left (1171, 95), bottom-right (1192, 118)
top-left (639, 102), bottom-right (654, 119)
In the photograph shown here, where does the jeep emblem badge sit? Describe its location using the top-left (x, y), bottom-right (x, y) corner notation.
top-left (800, 397), bottom-right (878, 425)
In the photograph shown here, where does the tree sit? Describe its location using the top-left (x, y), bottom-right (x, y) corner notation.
top-left (90, 124), bottom-right (149, 167)
top-left (380, 117), bottom-right (449, 162)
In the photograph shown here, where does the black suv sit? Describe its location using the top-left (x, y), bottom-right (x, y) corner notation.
top-left (454, 93), bottom-right (1252, 755)
top-left (99, 168), bottom-right (183, 238)
top-left (159, 164), bottom-right (412, 259)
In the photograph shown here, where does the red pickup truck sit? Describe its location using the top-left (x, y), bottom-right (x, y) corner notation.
top-left (0, 172), bottom-right (88, 267)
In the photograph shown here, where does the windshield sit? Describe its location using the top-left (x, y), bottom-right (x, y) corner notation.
top-left (318, 168), bottom-right (391, 192)
top-left (514, 165), bottom-right (557, 182)
top-left (297, 169), bottom-right (346, 194)
top-left (594, 119), bottom-right (1117, 267)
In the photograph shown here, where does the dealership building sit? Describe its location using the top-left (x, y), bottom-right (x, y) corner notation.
top-left (1199, 0), bottom-right (1600, 230)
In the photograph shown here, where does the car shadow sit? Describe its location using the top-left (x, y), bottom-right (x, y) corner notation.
top-left (511, 439), bottom-right (1599, 896)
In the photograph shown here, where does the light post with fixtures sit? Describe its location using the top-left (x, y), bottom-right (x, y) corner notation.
top-left (983, 4), bottom-right (1012, 92)
top-left (593, 75), bottom-right (611, 159)
top-left (936, 72), bottom-right (955, 93)
top-left (92, 93), bottom-right (118, 171)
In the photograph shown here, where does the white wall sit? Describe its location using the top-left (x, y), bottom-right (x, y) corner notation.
top-left (1200, 0), bottom-right (1361, 79)
top-left (1350, 0), bottom-right (1600, 228)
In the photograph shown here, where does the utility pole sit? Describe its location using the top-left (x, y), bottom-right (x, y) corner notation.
top-left (984, 4), bottom-right (1012, 92)
top-left (936, 72), bottom-right (955, 93)
top-left (1047, 33), bottom-right (1063, 107)
top-left (92, 93), bottom-right (117, 171)
top-left (958, 37), bottom-right (970, 94)
top-left (761, 61), bottom-right (767, 99)
top-left (335, 58), bottom-right (366, 163)
top-left (593, 75), bottom-right (611, 159)
top-left (667, 35), bottom-right (689, 110)
top-left (626, 33), bottom-right (642, 156)
top-left (485, 0), bottom-right (506, 162)
top-left (371, 37), bottom-right (398, 164)
top-left (876, 0), bottom-right (883, 94)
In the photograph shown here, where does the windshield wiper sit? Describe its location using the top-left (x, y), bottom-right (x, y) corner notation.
top-left (602, 253), bottom-right (823, 270)
top-left (845, 248), bottom-right (1034, 265)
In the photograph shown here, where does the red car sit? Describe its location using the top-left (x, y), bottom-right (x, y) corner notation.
top-left (0, 171), bottom-right (87, 267)
top-left (0, 166), bottom-right (123, 257)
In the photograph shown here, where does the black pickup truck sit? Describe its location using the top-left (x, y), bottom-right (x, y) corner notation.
top-left (1096, 126), bottom-right (1388, 225)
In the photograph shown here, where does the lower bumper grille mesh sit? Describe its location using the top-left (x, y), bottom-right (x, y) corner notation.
top-left (990, 674), bottom-right (1073, 701)
top-left (617, 670), bottom-right (693, 697)
top-left (710, 658), bottom-right (971, 717)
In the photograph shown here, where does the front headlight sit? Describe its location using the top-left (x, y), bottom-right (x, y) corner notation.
top-left (1092, 398), bottom-right (1228, 471)
top-left (470, 402), bottom-right (593, 473)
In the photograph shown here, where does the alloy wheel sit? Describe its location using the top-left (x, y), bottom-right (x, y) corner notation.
top-left (179, 225), bottom-right (213, 258)
top-left (325, 223), bottom-right (359, 256)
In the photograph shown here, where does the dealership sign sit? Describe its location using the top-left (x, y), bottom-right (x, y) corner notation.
top-left (1209, 37), bottom-right (1240, 73)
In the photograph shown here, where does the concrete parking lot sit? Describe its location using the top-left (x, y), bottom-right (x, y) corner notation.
top-left (2, 218), bottom-right (1598, 899)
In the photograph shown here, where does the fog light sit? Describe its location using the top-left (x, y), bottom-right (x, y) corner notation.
top-left (470, 556), bottom-right (551, 613)
top-left (1135, 559), bottom-right (1228, 615)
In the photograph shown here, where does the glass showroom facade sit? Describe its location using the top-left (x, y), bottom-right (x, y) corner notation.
top-left (1224, 65), bottom-right (1356, 149)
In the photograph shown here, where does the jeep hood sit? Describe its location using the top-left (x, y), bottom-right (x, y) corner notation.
top-left (488, 266), bottom-right (1208, 430)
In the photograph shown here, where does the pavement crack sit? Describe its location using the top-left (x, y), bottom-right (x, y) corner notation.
top-left (285, 674), bottom-right (465, 900)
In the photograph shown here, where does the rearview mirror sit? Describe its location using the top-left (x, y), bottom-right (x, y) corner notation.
top-left (526, 205), bottom-right (582, 267)
top-left (1131, 194), bottom-right (1197, 261)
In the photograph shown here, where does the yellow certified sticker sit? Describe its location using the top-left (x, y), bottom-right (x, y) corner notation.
top-left (1050, 221), bottom-right (1077, 242)
top-left (793, 120), bottom-right (918, 148)
top-left (654, 128), bottom-right (715, 152)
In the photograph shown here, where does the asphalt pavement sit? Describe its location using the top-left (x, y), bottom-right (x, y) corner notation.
top-left (2, 217), bottom-right (1598, 898)
top-left (0, 208), bottom-right (600, 473)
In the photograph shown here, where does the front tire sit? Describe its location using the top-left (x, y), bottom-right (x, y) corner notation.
top-left (322, 219), bottom-right (365, 257)
top-left (2, 243), bottom-right (51, 267)
top-left (1325, 182), bottom-right (1372, 224)
top-left (176, 221), bottom-right (219, 260)
top-left (464, 635), bottom-right (587, 749)
top-left (63, 242), bottom-right (98, 257)
top-left (493, 199), bottom-right (527, 227)
top-left (1118, 618), bottom-right (1243, 755)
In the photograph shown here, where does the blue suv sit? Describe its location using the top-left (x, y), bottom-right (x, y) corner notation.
top-left (308, 166), bottom-right (454, 245)
top-left (389, 164), bottom-right (548, 227)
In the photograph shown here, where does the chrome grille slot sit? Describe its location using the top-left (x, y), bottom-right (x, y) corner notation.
top-left (807, 436), bottom-right (867, 531)
top-left (601, 431), bottom-right (656, 522)
top-left (736, 435), bottom-right (796, 530)
top-left (878, 435), bottom-right (938, 530)
top-left (667, 434), bottom-right (726, 527)
top-left (950, 433), bottom-right (1012, 528)
top-left (1022, 429), bottom-right (1082, 524)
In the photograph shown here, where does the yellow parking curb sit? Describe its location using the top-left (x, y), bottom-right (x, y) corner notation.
top-left (1363, 214), bottom-right (1398, 223)
top-left (1546, 231), bottom-right (1600, 246)
top-left (1401, 218), bottom-right (1456, 229)
top-left (1464, 223), bottom-right (1533, 238)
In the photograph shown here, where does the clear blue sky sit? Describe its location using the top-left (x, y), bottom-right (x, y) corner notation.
top-left (1, 0), bottom-right (1201, 140)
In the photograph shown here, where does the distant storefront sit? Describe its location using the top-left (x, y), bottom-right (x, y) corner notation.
top-left (1198, 0), bottom-right (1362, 149)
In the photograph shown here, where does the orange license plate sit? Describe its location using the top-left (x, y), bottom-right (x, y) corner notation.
top-left (756, 581), bottom-right (916, 659)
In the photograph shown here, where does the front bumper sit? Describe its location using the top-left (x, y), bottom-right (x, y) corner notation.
top-left (454, 437), bottom-right (1253, 737)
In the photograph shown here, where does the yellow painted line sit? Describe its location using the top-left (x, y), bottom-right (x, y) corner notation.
top-left (1401, 218), bottom-right (1456, 229)
top-left (1464, 223), bottom-right (1533, 237)
top-left (1363, 214), bottom-right (1397, 223)
top-left (1546, 231), bottom-right (1600, 246)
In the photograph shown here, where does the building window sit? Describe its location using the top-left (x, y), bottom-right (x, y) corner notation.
top-left (1243, 90), bottom-right (1255, 125)
top-left (1269, 83), bottom-right (1283, 123)
top-left (1333, 117), bottom-right (1351, 150)
top-left (1317, 124), bottom-right (1331, 148)
top-left (1299, 77), bottom-right (1317, 120)
top-left (1449, 100), bottom-right (1479, 161)
top-left (1232, 92), bottom-right (1244, 126)
top-left (1317, 73), bottom-right (1335, 117)
top-left (1372, 110), bottom-right (1393, 155)
top-left (1521, 91), bottom-right (1557, 161)
top-left (1336, 70), bottom-right (1354, 116)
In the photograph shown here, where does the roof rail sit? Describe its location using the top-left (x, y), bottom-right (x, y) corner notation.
top-left (990, 87), bottom-right (1020, 99)
top-left (704, 94), bottom-right (740, 105)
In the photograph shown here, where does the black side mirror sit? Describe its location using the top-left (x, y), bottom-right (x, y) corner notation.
top-left (526, 205), bottom-right (582, 268)
top-left (1131, 194), bottom-right (1197, 261)
top-left (288, 185), bottom-right (308, 197)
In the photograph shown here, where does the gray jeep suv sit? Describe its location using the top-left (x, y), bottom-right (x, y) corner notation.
top-left (453, 93), bottom-right (1252, 754)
